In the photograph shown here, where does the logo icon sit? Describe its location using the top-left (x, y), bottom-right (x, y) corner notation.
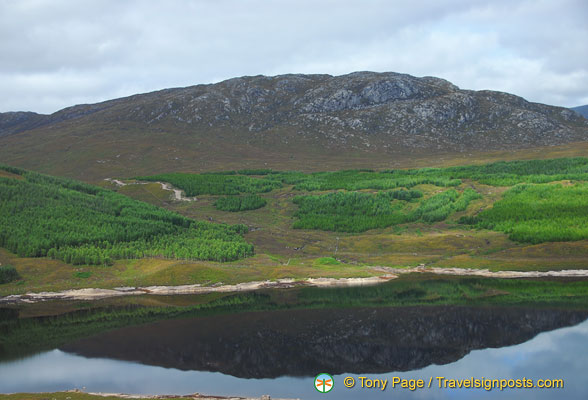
top-left (314, 373), bottom-right (334, 393)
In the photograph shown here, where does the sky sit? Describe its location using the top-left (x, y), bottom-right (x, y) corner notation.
top-left (1, 0), bottom-right (587, 114)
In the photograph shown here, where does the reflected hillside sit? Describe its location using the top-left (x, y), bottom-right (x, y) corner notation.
top-left (62, 306), bottom-right (588, 378)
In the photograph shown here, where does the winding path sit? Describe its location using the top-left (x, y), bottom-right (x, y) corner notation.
top-left (105, 178), bottom-right (195, 201)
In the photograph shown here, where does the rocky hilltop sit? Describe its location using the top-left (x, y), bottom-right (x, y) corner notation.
top-left (1, 72), bottom-right (587, 178)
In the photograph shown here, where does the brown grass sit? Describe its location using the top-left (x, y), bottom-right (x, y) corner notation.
top-left (0, 170), bottom-right (22, 180)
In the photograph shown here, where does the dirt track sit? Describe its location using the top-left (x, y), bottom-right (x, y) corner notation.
top-left (105, 178), bottom-right (194, 201)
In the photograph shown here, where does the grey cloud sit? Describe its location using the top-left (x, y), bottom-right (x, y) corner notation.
top-left (0, 0), bottom-right (586, 113)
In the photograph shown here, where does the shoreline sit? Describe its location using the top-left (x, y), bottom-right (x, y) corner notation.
top-left (0, 275), bottom-right (395, 304)
top-left (69, 390), bottom-right (294, 400)
top-left (0, 390), bottom-right (295, 400)
top-left (3, 266), bottom-right (588, 304)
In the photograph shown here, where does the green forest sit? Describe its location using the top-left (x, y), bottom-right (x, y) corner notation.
top-left (0, 165), bottom-right (253, 265)
top-left (466, 183), bottom-right (588, 243)
top-left (292, 188), bottom-right (480, 232)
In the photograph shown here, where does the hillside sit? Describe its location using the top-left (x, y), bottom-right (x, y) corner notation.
top-left (0, 72), bottom-right (587, 180)
top-left (0, 165), bottom-right (252, 265)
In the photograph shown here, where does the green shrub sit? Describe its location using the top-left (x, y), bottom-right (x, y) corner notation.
top-left (0, 265), bottom-right (20, 284)
top-left (314, 257), bottom-right (341, 265)
top-left (214, 195), bottom-right (267, 212)
top-left (74, 271), bottom-right (92, 279)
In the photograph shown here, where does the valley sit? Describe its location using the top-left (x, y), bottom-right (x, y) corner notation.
top-left (3, 0), bottom-right (588, 397)
top-left (1, 72), bottom-right (587, 400)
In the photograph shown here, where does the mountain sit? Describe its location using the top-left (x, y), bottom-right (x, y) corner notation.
top-left (0, 72), bottom-right (587, 180)
top-left (572, 105), bottom-right (588, 119)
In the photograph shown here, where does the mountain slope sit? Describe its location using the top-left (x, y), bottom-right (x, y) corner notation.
top-left (572, 105), bottom-right (588, 119)
top-left (0, 72), bottom-right (587, 180)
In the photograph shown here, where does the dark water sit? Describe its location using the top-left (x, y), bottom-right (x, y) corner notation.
top-left (1, 306), bottom-right (587, 399)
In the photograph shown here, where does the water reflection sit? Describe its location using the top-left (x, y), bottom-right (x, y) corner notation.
top-left (0, 313), bottom-right (587, 399)
top-left (61, 306), bottom-right (587, 378)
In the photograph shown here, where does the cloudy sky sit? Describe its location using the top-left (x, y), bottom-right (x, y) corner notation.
top-left (1, 0), bottom-right (587, 114)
